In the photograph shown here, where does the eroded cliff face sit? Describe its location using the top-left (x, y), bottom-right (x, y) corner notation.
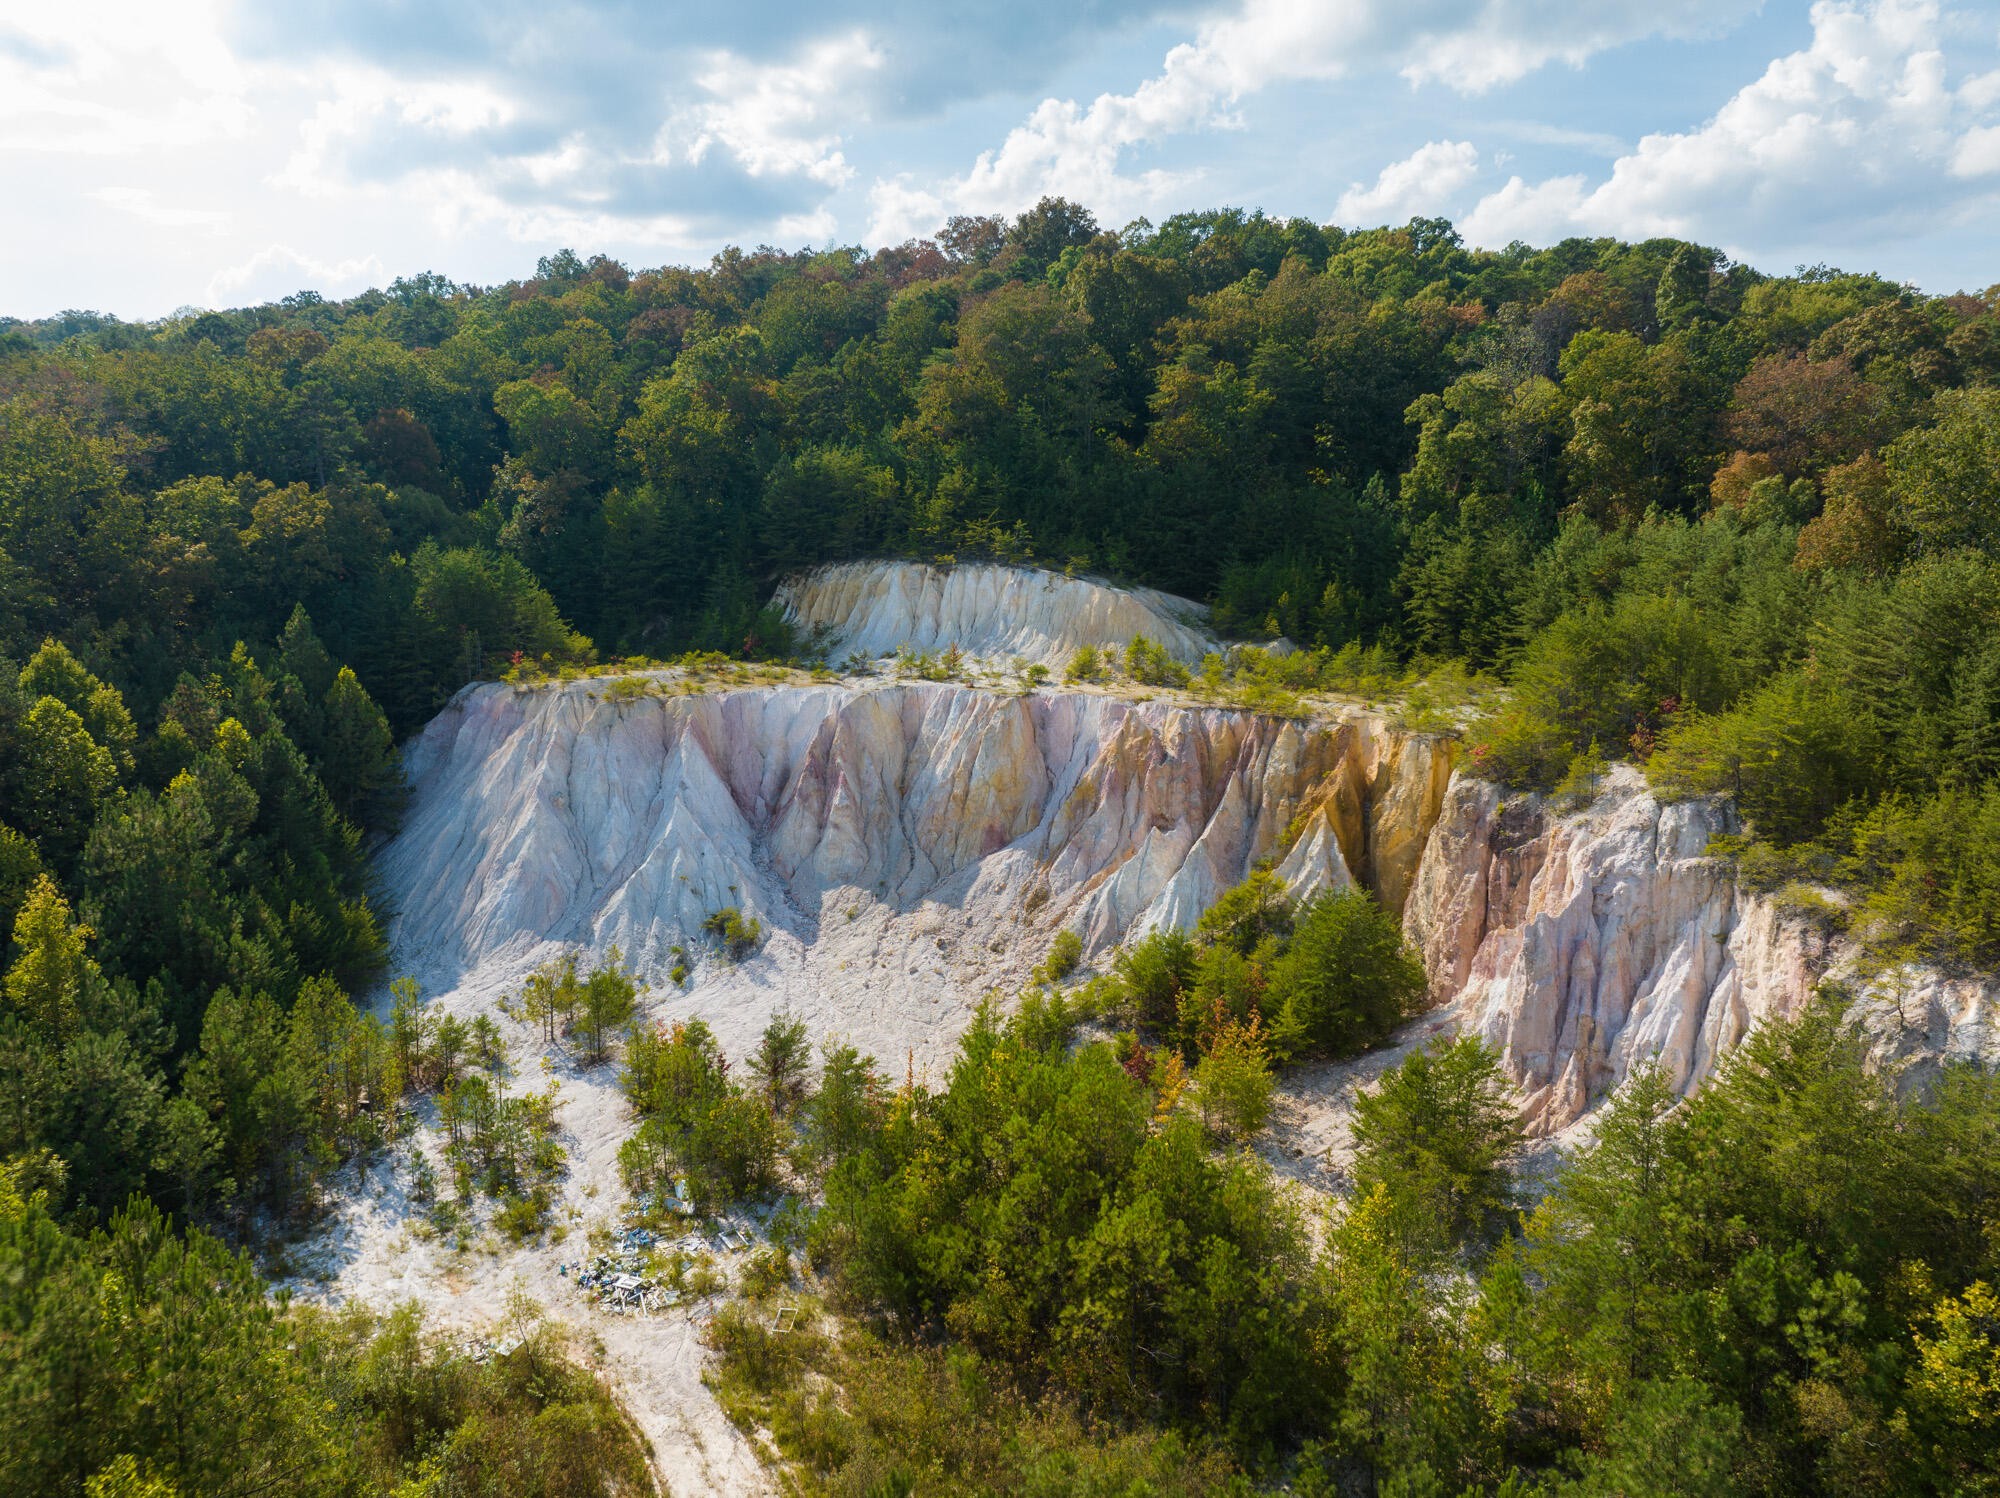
top-left (380, 559), bottom-right (1996, 1130)
top-left (775, 560), bottom-right (1219, 668)
top-left (384, 672), bottom-right (1449, 1063)
top-left (1404, 766), bottom-right (2000, 1132)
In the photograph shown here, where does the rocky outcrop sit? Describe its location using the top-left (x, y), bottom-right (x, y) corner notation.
top-left (1404, 766), bottom-right (2000, 1132)
top-left (776, 561), bottom-right (1218, 668)
top-left (383, 673), bottom-right (1448, 1062)
top-left (377, 557), bottom-right (1996, 1123)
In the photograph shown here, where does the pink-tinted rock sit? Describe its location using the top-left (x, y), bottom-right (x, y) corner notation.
top-left (1405, 766), bottom-right (2000, 1132)
top-left (383, 672), bottom-right (1450, 1062)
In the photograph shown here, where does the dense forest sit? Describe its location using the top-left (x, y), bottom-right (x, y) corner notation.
top-left (622, 874), bottom-right (2000, 1497)
top-left (702, 981), bottom-right (2000, 1498)
top-left (5, 201), bottom-right (2000, 1493)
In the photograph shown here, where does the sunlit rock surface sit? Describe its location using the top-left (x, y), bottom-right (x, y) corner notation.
top-left (775, 560), bottom-right (1219, 668)
top-left (1404, 765), bottom-right (2000, 1132)
top-left (383, 672), bottom-right (1448, 1063)
top-left (378, 559), bottom-right (1996, 1119)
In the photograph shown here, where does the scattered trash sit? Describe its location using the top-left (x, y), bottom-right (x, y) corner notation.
top-left (772, 1304), bottom-right (798, 1333)
top-left (566, 1236), bottom-right (693, 1319)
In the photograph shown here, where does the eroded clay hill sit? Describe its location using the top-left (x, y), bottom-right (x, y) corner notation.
top-left (334, 562), bottom-right (1999, 1492)
top-left (379, 560), bottom-right (1999, 1117)
top-left (774, 558), bottom-right (1219, 668)
top-left (384, 672), bottom-right (1450, 1066)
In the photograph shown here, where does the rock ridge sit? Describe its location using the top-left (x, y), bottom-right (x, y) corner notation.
top-left (775, 560), bottom-right (1219, 668)
top-left (1404, 765), bottom-right (2000, 1133)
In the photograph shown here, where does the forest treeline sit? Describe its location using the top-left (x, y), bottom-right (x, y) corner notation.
top-left (9, 198), bottom-right (2000, 995)
top-left (6, 202), bottom-right (2000, 1490)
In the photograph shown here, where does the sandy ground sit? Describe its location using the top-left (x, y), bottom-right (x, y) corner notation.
top-left (284, 968), bottom-right (790, 1497)
top-left (286, 858), bottom-right (1063, 1498)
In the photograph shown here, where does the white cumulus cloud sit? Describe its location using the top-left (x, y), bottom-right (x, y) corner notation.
top-left (869, 0), bottom-right (1764, 236)
top-left (1335, 140), bottom-right (1481, 225)
top-left (679, 32), bottom-right (883, 187)
top-left (1462, 0), bottom-right (2000, 255)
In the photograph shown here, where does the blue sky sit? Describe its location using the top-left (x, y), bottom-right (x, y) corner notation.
top-left (4, 1), bottom-right (1999, 318)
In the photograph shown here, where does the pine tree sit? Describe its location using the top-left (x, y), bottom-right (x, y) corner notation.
top-left (317, 667), bottom-right (400, 825)
top-left (5, 875), bottom-right (96, 1040)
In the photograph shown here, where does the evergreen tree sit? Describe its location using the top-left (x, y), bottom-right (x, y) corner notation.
top-left (5, 875), bottom-right (97, 1041)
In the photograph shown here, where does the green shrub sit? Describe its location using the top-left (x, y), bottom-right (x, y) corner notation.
top-left (703, 906), bottom-right (764, 960)
top-left (1844, 785), bottom-right (2000, 963)
top-left (575, 948), bottom-right (640, 1062)
top-left (1552, 738), bottom-right (1608, 809)
top-left (1195, 867), bottom-right (1295, 954)
top-left (795, 1042), bottom-right (887, 1179)
top-left (742, 1245), bottom-right (794, 1299)
top-left (1351, 1035), bottom-right (1521, 1253)
top-left (1264, 888), bottom-right (1428, 1060)
top-left (1036, 928), bottom-right (1084, 983)
top-left (707, 1307), bottom-right (1241, 1496)
top-left (1647, 671), bottom-right (1882, 844)
top-left (1194, 1017), bottom-right (1274, 1142)
top-left (620, 1014), bottom-right (781, 1209)
top-left (602, 675), bottom-right (652, 702)
top-left (493, 1187), bottom-right (555, 1243)
top-left (1125, 634), bottom-right (1191, 687)
top-left (1064, 644), bottom-right (1106, 683)
top-left (1465, 703), bottom-right (1572, 791)
top-left (748, 1013), bottom-right (813, 1114)
top-left (685, 1091), bottom-right (783, 1204)
top-left (1108, 927), bottom-right (1197, 1033)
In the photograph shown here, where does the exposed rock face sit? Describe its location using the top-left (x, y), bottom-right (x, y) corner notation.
top-left (775, 560), bottom-right (1218, 668)
top-left (1404, 766), bottom-right (2000, 1132)
top-left (383, 673), bottom-right (1447, 1063)
top-left (378, 558), bottom-right (1996, 1123)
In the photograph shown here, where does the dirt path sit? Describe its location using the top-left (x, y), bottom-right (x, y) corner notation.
top-left (285, 1010), bottom-right (775, 1497)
